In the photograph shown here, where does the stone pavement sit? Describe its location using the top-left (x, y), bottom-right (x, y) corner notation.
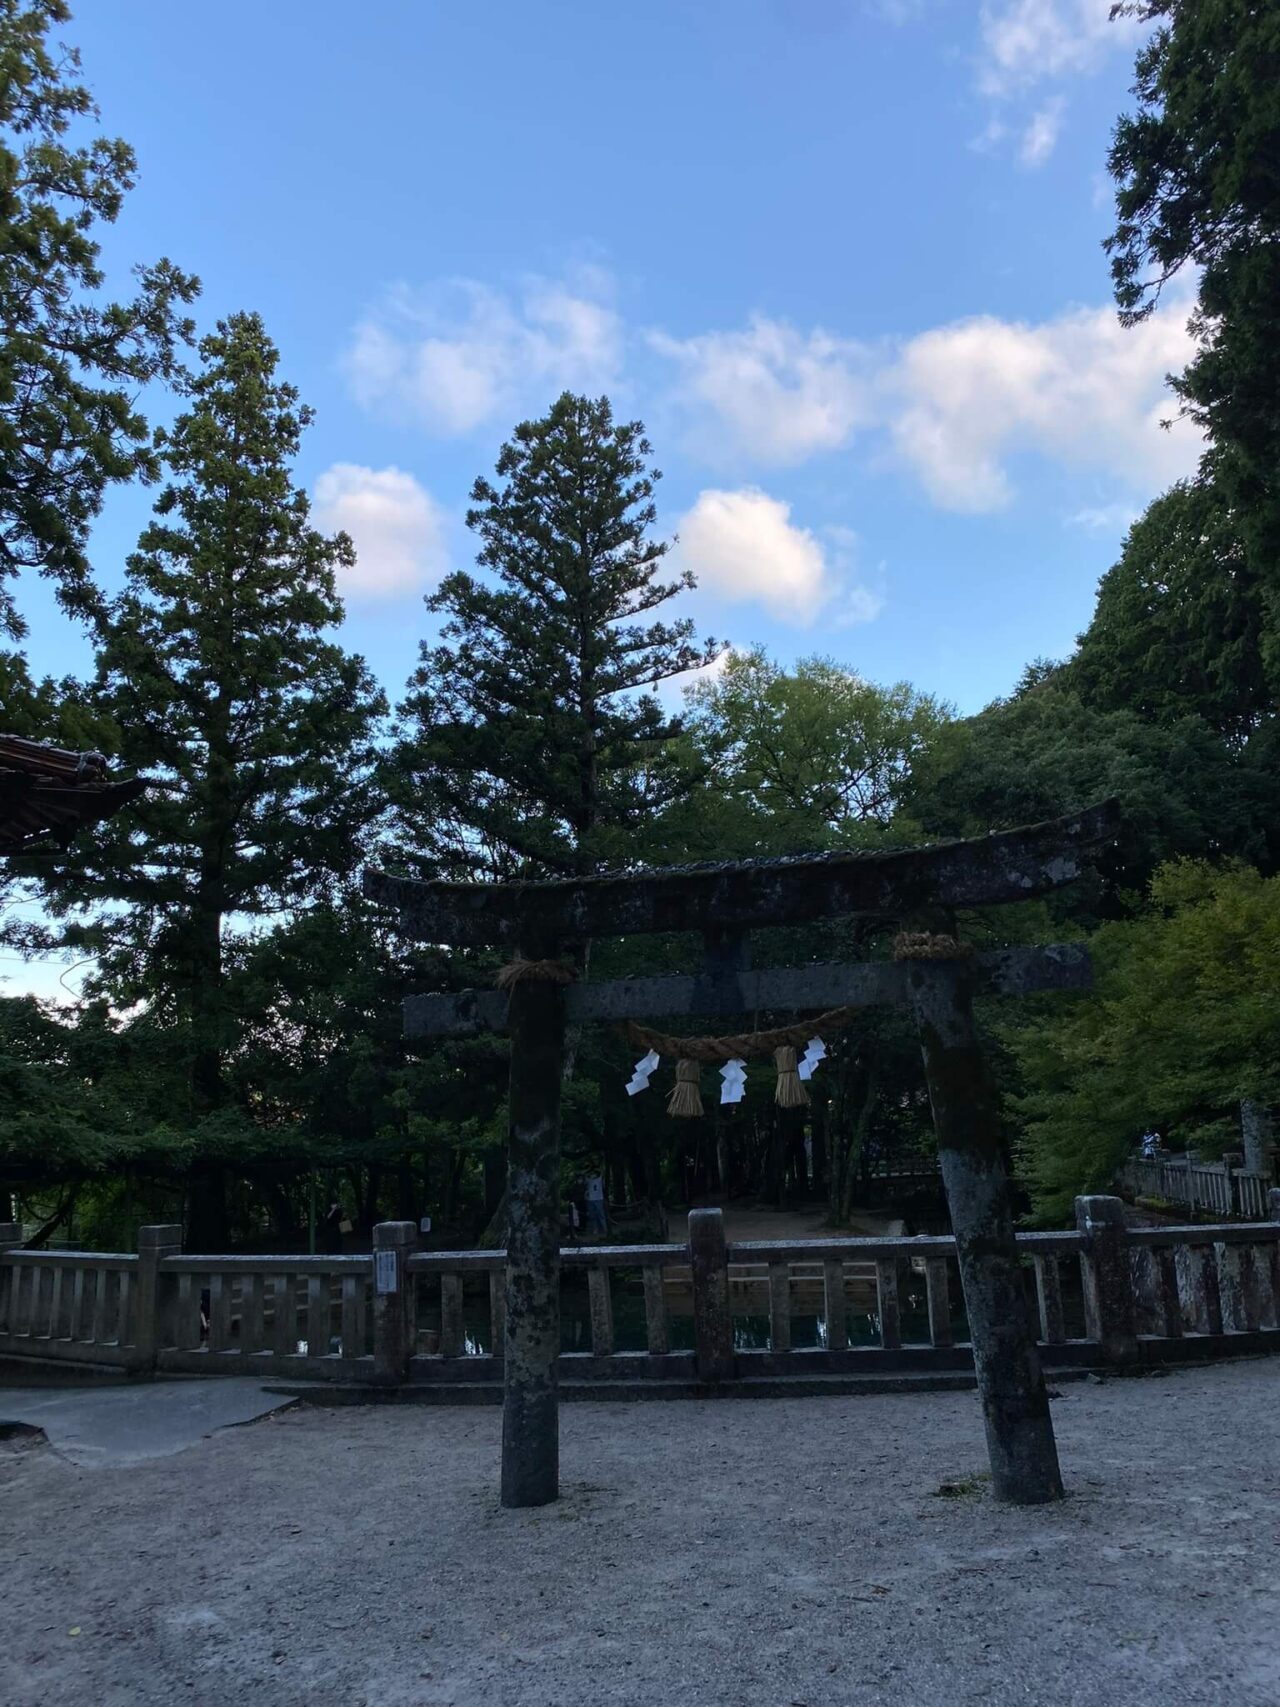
top-left (0, 1377), bottom-right (296, 1467)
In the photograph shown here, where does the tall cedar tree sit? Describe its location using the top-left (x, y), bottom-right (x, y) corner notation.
top-left (393, 393), bottom-right (719, 881)
top-left (41, 313), bottom-right (385, 1247)
top-left (1107, 0), bottom-right (1280, 681)
top-left (0, 0), bottom-right (197, 639)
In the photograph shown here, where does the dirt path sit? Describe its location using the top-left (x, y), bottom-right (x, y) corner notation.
top-left (5, 1358), bottom-right (1280, 1706)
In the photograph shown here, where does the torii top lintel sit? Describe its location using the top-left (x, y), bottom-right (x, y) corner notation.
top-left (363, 800), bottom-right (1119, 949)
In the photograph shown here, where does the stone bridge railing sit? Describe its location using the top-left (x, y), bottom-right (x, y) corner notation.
top-left (1120, 1155), bottom-right (1274, 1220)
top-left (3, 1195), bottom-right (1280, 1390)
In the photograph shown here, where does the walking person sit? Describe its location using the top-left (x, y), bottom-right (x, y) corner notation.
top-left (319, 1199), bottom-right (344, 1255)
top-left (584, 1168), bottom-right (608, 1238)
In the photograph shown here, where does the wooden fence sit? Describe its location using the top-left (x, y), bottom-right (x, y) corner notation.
top-left (4, 1195), bottom-right (1280, 1389)
top-left (1120, 1156), bottom-right (1273, 1220)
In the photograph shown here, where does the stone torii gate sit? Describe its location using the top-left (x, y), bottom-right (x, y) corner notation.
top-left (366, 800), bottom-right (1117, 1510)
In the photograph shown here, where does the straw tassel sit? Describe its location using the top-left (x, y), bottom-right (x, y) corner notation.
top-left (666, 1059), bottom-right (705, 1118)
top-left (773, 1045), bottom-right (810, 1109)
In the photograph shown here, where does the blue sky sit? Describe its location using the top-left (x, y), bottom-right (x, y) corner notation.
top-left (22, 0), bottom-right (1197, 722)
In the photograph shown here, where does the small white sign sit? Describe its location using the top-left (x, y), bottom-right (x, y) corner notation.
top-left (375, 1249), bottom-right (399, 1294)
top-left (420, 1216), bottom-right (432, 1234)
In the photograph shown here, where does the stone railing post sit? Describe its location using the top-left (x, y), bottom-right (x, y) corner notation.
top-left (0, 1223), bottom-right (20, 1334)
top-left (1269, 1188), bottom-right (1280, 1223)
top-left (135, 1224), bottom-right (182, 1371)
top-left (1075, 1195), bottom-right (1138, 1365)
top-left (688, 1209), bottom-right (734, 1381)
top-left (372, 1221), bottom-right (417, 1386)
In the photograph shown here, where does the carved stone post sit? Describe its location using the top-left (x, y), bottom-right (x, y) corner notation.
top-left (689, 1208), bottom-right (734, 1380)
top-left (501, 967), bottom-right (567, 1508)
top-left (904, 949), bottom-right (1063, 1505)
top-left (0, 1223), bottom-right (20, 1335)
top-left (1075, 1196), bottom-right (1139, 1362)
top-left (372, 1221), bottom-right (417, 1385)
top-left (1242, 1100), bottom-right (1274, 1179)
top-left (135, 1224), bottom-right (182, 1373)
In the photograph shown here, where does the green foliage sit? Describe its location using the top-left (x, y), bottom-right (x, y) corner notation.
top-left (1071, 481), bottom-right (1268, 743)
top-left (675, 648), bottom-right (950, 857)
top-left (24, 313), bottom-right (385, 1242)
top-left (1108, 0), bottom-right (1280, 677)
top-left (1009, 862), bottom-right (1280, 1220)
top-left (390, 392), bottom-right (718, 881)
top-left (0, 0), bottom-right (198, 638)
top-left (0, 994), bottom-right (188, 1176)
top-left (908, 679), bottom-right (1269, 907)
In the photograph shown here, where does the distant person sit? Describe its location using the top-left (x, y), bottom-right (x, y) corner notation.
top-left (584, 1170), bottom-right (608, 1237)
top-left (319, 1199), bottom-right (344, 1254)
top-left (1141, 1130), bottom-right (1160, 1160)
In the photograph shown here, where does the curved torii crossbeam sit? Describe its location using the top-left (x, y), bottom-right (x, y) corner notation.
top-left (366, 800), bottom-right (1119, 1510)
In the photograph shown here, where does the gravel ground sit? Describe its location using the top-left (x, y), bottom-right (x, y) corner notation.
top-left (4, 1357), bottom-right (1279, 1707)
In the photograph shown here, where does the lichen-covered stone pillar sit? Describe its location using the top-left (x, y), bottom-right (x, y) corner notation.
top-left (1075, 1195), bottom-right (1138, 1363)
top-left (1241, 1099), bottom-right (1274, 1178)
top-left (501, 970), bottom-right (566, 1508)
top-left (689, 1208), bottom-right (734, 1380)
top-left (372, 1220), bottom-right (417, 1384)
top-left (905, 953), bottom-right (1063, 1505)
top-left (135, 1223), bottom-right (182, 1372)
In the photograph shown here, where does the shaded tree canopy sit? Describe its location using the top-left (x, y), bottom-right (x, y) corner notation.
top-left (26, 311), bottom-right (385, 1245)
top-left (1071, 480), bottom-right (1268, 743)
top-left (0, 0), bottom-right (198, 639)
top-left (1010, 861), bottom-right (1280, 1221)
top-left (1108, 0), bottom-right (1280, 676)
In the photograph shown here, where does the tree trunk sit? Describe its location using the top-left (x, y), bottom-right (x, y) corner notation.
top-left (810, 1089), bottom-right (829, 1197)
top-left (839, 1066), bottom-right (878, 1224)
top-left (186, 1158), bottom-right (229, 1253)
top-left (363, 1164), bottom-right (381, 1233)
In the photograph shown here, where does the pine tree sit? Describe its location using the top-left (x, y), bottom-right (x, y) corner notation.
top-left (0, 0), bottom-right (198, 639)
top-left (41, 312), bottom-right (386, 1247)
top-left (391, 392), bottom-right (719, 881)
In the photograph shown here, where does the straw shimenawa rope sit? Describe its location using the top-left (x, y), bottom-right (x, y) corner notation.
top-left (666, 1058), bottom-right (705, 1119)
top-left (773, 1044), bottom-right (809, 1109)
top-left (891, 932), bottom-right (973, 962)
top-left (623, 1005), bottom-right (857, 1065)
top-left (495, 957), bottom-right (578, 990)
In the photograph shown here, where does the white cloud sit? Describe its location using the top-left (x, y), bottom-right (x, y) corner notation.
top-left (313, 464), bottom-right (449, 600)
top-left (650, 317), bottom-right (870, 464)
top-left (677, 488), bottom-right (855, 626)
top-left (344, 272), bottom-right (622, 436)
top-left (973, 2), bottom-right (1147, 165)
top-left (1067, 501), bottom-right (1142, 533)
top-left (1019, 99), bottom-right (1065, 167)
top-left (977, 0), bottom-right (1138, 97)
top-left (888, 296), bottom-right (1200, 511)
top-left (651, 292), bottom-right (1196, 512)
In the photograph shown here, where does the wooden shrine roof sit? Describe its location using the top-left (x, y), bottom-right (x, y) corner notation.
top-left (0, 734), bottom-right (145, 856)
